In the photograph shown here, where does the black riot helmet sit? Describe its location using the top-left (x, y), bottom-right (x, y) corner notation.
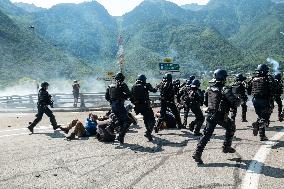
top-left (115, 72), bottom-right (125, 82)
top-left (137, 74), bottom-right (147, 83)
top-left (235, 74), bottom-right (247, 82)
top-left (214, 69), bottom-right (228, 81)
top-left (275, 73), bottom-right (282, 80)
top-left (189, 75), bottom-right (196, 82)
top-left (173, 79), bottom-right (180, 85)
top-left (191, 79), bottom-right (201, 88)
top-left (164, 73), bottom-right (172, 82)
top-left (256, 64), bottom-right (269, 75)
top-left (41, 81), bottom-right (49, 88)
top-left (186, 79), bottom-right (192, 86)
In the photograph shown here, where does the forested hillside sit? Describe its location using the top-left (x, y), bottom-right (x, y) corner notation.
top-left (0, 0), bottom-right (283, 88)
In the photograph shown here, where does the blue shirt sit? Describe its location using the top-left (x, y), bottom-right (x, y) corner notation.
top-left (84, 118), bottom-right (97, 136)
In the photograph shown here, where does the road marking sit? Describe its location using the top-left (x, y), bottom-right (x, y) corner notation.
top-left (0, 130), bottom-right (55, 138)
top-left (241, 128), bottom-right (284, 189)
top-left (0, 125), bottom-right (65, 133)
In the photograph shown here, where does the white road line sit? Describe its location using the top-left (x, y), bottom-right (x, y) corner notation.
top-left (241, 128), bottom-right (284, 189)
top-left (0, 125), bottom-right (63, 133)
top-left (0, 130), bottom-right (55, 138)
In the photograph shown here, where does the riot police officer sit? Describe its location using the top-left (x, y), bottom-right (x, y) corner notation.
top-left (27, 82), bottom-right (60, 133)
top-left (274, 73), bottom-right (283, 121)
top-left (179, 79), bottom-right (204, 136)
top-left (131, 75), bottom-right (157, 141)
top-left (105, 73), bottom-right (131, 144)
top-left (192, 69), bottom-right (241, 164)
top-left (231, 74), bottom-right (248, 123)
top-left (173, 79), bottom-right (181, 96)
top-left (247, 64), bottom-right (275, 141)
top-left (180, 75), bottom-right (196, 88)
top-left (155, 73), bottom-right (183, 132)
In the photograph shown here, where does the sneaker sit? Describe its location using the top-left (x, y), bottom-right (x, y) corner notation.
top-left (60, 127), bottom-right (69, 134)
top-left (222, 146), bottom-right (236, 153)
top-left (66, 133), bottom-right (76, 141)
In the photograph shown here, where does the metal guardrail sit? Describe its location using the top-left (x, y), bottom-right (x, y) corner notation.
top-left (0, 93), bottom-right (161, 110)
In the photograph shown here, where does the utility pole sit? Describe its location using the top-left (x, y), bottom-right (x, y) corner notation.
top-left (117, 35), bottom-right (125, 74)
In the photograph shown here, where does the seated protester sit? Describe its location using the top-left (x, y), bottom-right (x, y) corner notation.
top-left (155, 110), bottom-right (177, 131)
top-left (60, 113), bottom-right (98, 140)
top-left (96, 115), bottom-right (117, 142)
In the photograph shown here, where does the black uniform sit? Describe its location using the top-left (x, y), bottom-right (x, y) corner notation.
top-left (247, 74), bottom-right (275, 140)
top-left (105, 81), bottom-right (131, 143)
top-left (156, 80), bottom-right (182, 131)
top-left (274, 78), bottom-right (283, 120)
top-left (178, 85), bottom-right (204, 135)
top-left (29, 88), bottom-right (59, 131)
top-left (193, 82), bottom-right (240, 164)
top-left (131, 81), bottom-right (157, 140)
top-left (231, 81), bottom-right (248, 122)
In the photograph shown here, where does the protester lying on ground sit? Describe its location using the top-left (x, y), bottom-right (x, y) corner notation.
top-left (60, 113), bottom-right (98, 140)
top-left (155, 110), bottom-right (177, 132)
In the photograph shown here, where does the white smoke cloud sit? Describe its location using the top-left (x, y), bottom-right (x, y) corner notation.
top-left (267, 57), bottom-right (280, 74)
top-left (0, 78), bottom-right (107, 96)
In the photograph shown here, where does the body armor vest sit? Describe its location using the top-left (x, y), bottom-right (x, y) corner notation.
top-left (207, 86), bottom-right (222, 111)
top-left (251, 77), bottom-right (269, 98)
top-left (132, 83), bottom-right (149, 102)
top-left (109, 83), bottom-right (124, 100)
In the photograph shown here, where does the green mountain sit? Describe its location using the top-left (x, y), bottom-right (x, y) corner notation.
top-left (181, 4), bottom-right (205, 11)
top-left (187, 0), bottom-right (284, 68)
top-left (32, 1), bottom-right (118, 66)
top-left (1, 0), bottom-right (284, 88)
top-left (14, 2), bottom-right (45, 13)
top-left (0, 8), bottom-right (92, 87)
top-left (122, 1), bottom-right (244, 77)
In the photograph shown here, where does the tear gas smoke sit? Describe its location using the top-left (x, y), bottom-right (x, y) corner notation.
top-left (267, 57), bottom-right (280, 74)
top-left (0, 78), bottom-right (107, 96)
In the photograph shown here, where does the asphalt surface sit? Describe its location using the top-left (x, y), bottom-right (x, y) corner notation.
top-left (0, 105), bottom-right (283, 189)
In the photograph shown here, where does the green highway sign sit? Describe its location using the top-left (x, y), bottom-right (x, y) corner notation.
top-left (159, 63), bottom-right (180, 71)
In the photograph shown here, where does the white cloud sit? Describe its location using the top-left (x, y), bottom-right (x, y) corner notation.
top-left (11, 0), bottom-right (209, 16)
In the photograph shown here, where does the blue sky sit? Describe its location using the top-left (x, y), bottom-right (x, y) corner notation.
top-left (11, 0), bottom-right (209, 16)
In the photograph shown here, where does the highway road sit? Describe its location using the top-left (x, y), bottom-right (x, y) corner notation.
top-left (0, 106), bottom-right (283, 189)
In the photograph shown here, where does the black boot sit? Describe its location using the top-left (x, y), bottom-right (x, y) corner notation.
top-left (27, 124), bottom-right (34, 134)
top-left (53, 125), bottom-right (61, 130)
top-left (66, 133), bottom-right (76, 140)
top-left (144, 132), bottom-right (153, 141)
top-left (259, 127), bottom-right (268, 141)
top-left (222, 146), bottom-right (236, 153)
top-left (194, 132), bottom-right (203, 136)
top-left (252, 122), bottom-right (259, 136)
top-left (188, 122), bottom-right (195, 132)
top-left (242, 114), bottom-right (248, 122)
top-left (192, 150), bottom-right (204, 164)
top-left (117, 135), bottom-right (124, 144)
top-left (278, 112), bottom-right (283, 122)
